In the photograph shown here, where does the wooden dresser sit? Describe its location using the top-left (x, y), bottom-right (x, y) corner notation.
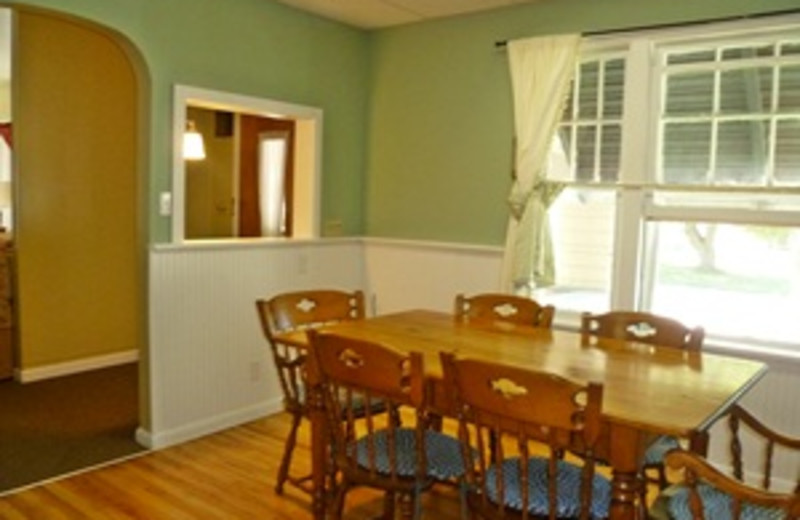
top-left (0, 233), bottom-right (12, 380)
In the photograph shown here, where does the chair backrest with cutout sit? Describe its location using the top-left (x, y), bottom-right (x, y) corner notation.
top-left (581, 311), bottom-right (703, 351)
top-left (255, 289), bottom-right (365, 413)
top-left (455, 293), bottom-right (555, 328)
top-left (441, 351), bottom-right (606, 519)
top-left (306, 330), bottom-right (426, 488)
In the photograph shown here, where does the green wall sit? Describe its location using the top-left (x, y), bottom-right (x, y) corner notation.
top-left (5, 0), bottom-right (800, 246)
top-left (6, 0), bottom-right (370, 241)
top-left (366, 0), bottom-right (800, 246)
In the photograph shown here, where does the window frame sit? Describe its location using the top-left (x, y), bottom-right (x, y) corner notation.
top-left (171, 85), bottom-right (322, 244)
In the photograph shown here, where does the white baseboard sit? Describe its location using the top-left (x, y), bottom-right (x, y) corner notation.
top-left (16, 349), bottom-right (140, 383)
top-left (136, 398), bottom-right (284, 450)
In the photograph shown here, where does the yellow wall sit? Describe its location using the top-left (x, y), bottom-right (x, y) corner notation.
top-left (185, 106), bottom-right (235, 239)
top-left (14, 11), bottom-right (139, 368)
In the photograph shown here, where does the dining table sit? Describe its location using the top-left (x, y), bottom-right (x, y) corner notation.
top-left (274, 309), bottom-right (768, 520)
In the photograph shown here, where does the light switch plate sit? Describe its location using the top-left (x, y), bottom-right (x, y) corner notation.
top-left (159, 192), bottom-right (172, 216)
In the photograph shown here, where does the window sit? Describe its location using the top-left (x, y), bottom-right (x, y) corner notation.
top-left (535, 16), bottom-right (800, 353)
top-left (556, 56), bottom-right (625, 182)
top-left (645, 221), bottom-right (800, 346)
top-left (659, 40), bottom-right (800, 187)
top-left (172, 85), bottom-right (322, 243)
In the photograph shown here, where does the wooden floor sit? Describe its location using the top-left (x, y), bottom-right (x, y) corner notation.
top-left (0, 412), bottom-right (464, 519)
top-left (0, 412), bottom-right (662, 519)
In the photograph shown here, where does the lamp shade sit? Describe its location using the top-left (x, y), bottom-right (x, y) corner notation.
top-left (183, 120), bottom-right (206, 160)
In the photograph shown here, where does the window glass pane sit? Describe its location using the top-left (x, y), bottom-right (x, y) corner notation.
top-left (646, 221), bottom-right (800, 345)
top-left (548, 131), bottom-right (572, 181)
top-left (779, 65), bottom-right (800, 111)
top-left (599, 124), bottom-right (620, 181)
top-left (780, 42), bottom-right (800, 56)
top-left (535, 187), bottom-right (615, 313)
top-left (775, 119), bottom-right (800, 184)
top-left (721, 44), bottom-right (774, 60)
top-left (715, 120), bottom-right (768, 184)
top-left (578, 61), bottom-right (599, 119)
top-left (667, 49), bottom-right (715, 65)
top-left (555, 126), bottom-right (573, 170)
top-left (662, 122), bottom-right (711, 184)
top-left (665, 72), bottom-right (715, 115)
top-left (603, 59), bottom-right (625, 118)
top-left (719, 68), bottom-right (773, 114)
top-left (576, 126), bottom-right (596, 181)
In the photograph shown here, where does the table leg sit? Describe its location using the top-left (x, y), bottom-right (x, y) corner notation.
top-left (308, 385), bottom-right (327, 520)
top-left (607, 424), bottom-right (646, 520)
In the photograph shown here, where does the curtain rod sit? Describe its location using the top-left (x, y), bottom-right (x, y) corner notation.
top-left (494, 8), bottom-right (800, 48)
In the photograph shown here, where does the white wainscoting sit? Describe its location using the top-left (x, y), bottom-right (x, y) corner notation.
top-left (363, 238), bottom-right (505, 314)
top-left (145, 236), bottom-right (799, 487)
top-left (144, 239), bottom-right (366, 448)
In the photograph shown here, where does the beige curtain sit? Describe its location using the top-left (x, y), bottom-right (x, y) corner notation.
top-left (500, 34), bottom-right (580, 294)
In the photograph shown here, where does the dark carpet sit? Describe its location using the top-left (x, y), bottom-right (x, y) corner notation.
top-left (0, 362), bottom-right (146, 493)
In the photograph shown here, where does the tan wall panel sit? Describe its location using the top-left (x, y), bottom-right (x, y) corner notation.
top-left (185, 107), bottom-right (235, 239)
top-left (14, 11), bottom-right (138, 368)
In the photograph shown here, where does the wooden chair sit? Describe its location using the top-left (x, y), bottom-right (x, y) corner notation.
top-left (581, 310), bottom-right (705, 493)
top-left (440, 351), bottom-right (610, 520)
top-left (650, 404), bottom-right (800, 519)
top-left (254, 289), bottom-right (368, 495)
top-left (454, 293), bottom-right (555, 328)
top-left (453, 293), bottom-right (556, 453)
top-left (580, 311), bottom-right (704, 352)
top-left (306, 331), bottom-right (466, 520)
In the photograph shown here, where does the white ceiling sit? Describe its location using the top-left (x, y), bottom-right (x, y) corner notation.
top-left (275, 0), bottom-right (542, 29)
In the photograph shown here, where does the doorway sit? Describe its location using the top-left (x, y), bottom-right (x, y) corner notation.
top-left (240, 115), bottom-right (296, 237)
top-left (0, 6), bottom-right (146, 490)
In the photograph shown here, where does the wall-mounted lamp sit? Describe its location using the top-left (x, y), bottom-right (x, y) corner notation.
top-left (183, 120), bottom-right (206, 160)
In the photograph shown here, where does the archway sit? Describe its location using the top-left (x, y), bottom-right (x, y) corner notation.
top-left (0, 5), bottom-right (150, 490)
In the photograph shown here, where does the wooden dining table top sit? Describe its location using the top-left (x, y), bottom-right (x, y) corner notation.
top-left (277, 309), bottom-right (768, 439)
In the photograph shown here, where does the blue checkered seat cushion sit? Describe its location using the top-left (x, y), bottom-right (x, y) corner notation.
top-left (484, 457), bottom-right (611, 519)
top-left (644, 435), bottom-right (682, 465)
top-left (667, 483), bottom-right (788, 520)
top-left (352, 427), bottom-right (469, 481)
